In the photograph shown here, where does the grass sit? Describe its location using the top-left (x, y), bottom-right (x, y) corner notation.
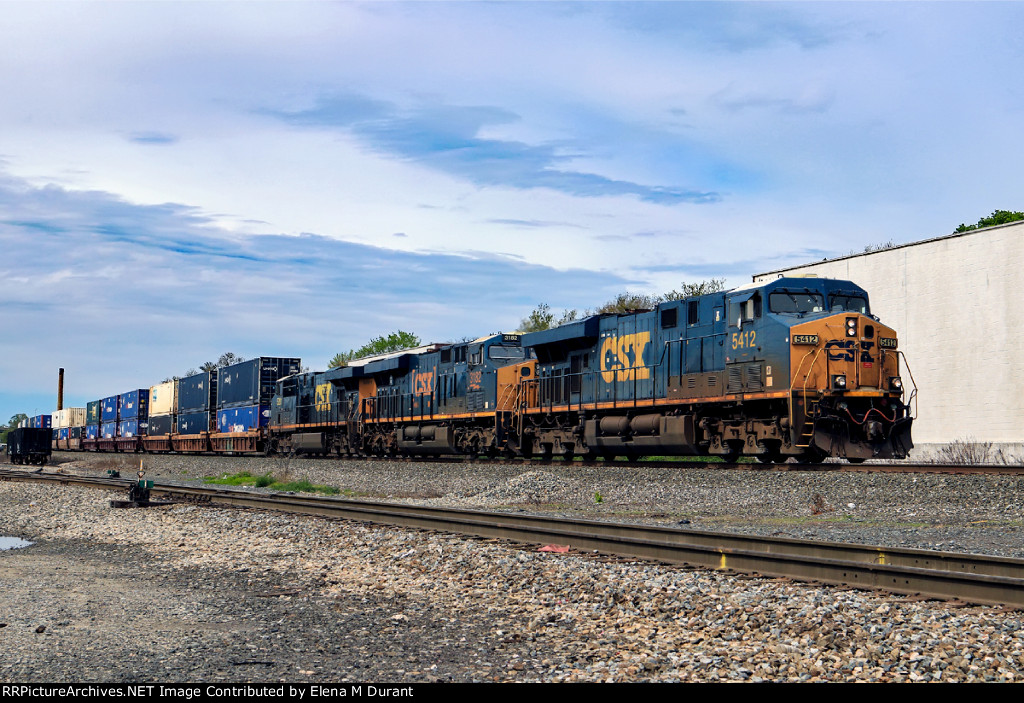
top-left (204, 471), bottom-right (341, 496)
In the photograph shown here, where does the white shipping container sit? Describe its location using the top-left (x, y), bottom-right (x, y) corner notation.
top-left (149, 380), bottom-right (179, 416)
top-left (53, 408), bottom-right (87, 428)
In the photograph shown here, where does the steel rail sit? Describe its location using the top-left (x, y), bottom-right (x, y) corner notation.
top-left (44, 450), bottom-right (1024, 474)
top-left (3, 468), bottom-right (1024, 608)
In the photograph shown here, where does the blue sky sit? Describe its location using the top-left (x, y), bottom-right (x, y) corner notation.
top-left (2, 1), bottom-right (1023, 422)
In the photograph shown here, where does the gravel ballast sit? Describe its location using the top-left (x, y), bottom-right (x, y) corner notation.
top-left (2, 452), bottom-right (1024, 682)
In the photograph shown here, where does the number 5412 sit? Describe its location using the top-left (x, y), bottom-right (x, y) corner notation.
top-left (731, 331), bottom-right (756, 350)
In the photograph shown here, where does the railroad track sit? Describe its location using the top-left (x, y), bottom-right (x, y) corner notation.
top-left (2, 467), bottom-right (1024, 609)
top-left (45, 450), bottom-right (1024, 475)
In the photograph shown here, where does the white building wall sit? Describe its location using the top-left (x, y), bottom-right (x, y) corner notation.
top-left (753, 220), bottom-right (1024, 448)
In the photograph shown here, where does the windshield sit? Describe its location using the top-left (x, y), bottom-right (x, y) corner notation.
top-left (769, 291), bottom-right (825, 314)
top-left (828, 295), bottom-right (869, 314)
top-left (488, 346), bottom-right (527, 361)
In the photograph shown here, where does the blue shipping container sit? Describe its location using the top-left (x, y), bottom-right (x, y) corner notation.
top-left (58, 428), bottom-right (69, 440)
top-left (100, 421), bottom-right (118, 439)
top-left (217, 405), bottom-right (270, 433)
top-left (86, 425), bottom-right (100, 440)
top-left (118, 389), bottom-right (149, 420)
top-left (178, 372), bottom-right (217, 413)
top-left (118, 419), bottom-right (142, 438)
top-left (32, 415), bottom-right (52, 429)
top-left (147, 414), bottom-right (175, 436)
top-left (101, 396), bottom-right (119, 422)
top-left (217, 357), bottom-right (301, 409)
top-left (177, 411), bottom-right (211, 435)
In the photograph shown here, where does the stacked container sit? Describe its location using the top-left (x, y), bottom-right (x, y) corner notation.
top-left (29, 415), bottom-right (52, 429)
top-left (101, 395), bottom-right (119, 438)
top-left (86, 400), bottom-right (102, 446)
top-left (117, 389), bottom-right (149, 438)
top-left (147, 380), bottom-right (178, 436)
top-left (177, 371), bottom-right (218, 435)
top-left (216, 357), bottom-right (301, 433)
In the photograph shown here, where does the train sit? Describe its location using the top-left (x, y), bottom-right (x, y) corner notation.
top-left (27, 275), bottom-right (915, 464)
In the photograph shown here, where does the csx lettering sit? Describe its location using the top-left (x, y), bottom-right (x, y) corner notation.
top-left (860, 341), bottom-right (875, 364)
top-left (315, 383), bottom-right (331, 412)
top-left (413, 370), bottom-right (434, 396)
top-left (600, 332), bottom-right (651, 383)
top-left (468, 371), bottom-right (483, 391)
top-left (825, 339), bottom-right (857, 362)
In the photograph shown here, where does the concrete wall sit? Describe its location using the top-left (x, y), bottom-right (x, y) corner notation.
top-left (753, 220), bottom-right (1024, 453)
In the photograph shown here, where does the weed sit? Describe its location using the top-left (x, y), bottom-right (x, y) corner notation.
top-left (937, 437), bottom-right (992, 465)
top-left (594, 491), bottom-right (604, 504)
top-left (203, 471), bottom-right (340, 496)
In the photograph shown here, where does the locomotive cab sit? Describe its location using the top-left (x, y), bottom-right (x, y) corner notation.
top-left (758, 278), bottom-right (915, 461)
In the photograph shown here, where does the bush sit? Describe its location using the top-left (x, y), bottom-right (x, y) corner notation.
top-left (936, 437), bottom-right (992, 465)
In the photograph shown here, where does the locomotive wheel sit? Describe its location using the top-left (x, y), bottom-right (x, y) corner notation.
top-left (847, 457), bottom-right (867, 464)
top-left (796, 448), bottom-right (826, 464)
top-left (720, 441), bottom-right (742, 464)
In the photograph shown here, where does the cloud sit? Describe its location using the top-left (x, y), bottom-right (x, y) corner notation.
top-left (127, 131), bottom-right (179, 145)
top-left (263, 93), bottom-right (720, 205)
top-left (0, 171), bottom-right (632, 420)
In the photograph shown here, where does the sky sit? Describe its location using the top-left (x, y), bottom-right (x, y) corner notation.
top-left (2, 1), bottom-right (1023, 421)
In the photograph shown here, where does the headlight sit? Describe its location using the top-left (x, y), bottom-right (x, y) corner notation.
top-left (846, 317), bottom-right (857, 337)
top-left (889, 376), bottom-right (903, 391)
top-left (831, 374), bottom-right (847, 390)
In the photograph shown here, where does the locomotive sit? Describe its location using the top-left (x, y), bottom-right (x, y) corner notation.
top-left (47, 276), bottom-right (915, 463)
top-left (264, 275), bottom-right (914, 463)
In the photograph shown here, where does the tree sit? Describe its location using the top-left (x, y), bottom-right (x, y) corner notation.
top-left (954, 210), bottom-right (1024, 234)
top-left (661, 278), bottom-right (727, 300)
top-left (217, 352), bottom-right (244, 368)
top-left (595, 292), bottom-right (659, 314)
top-left (518, 304), bottom-right (579, 332)
top-left (1, 413), bottom-right (28, 443)
top-left (195, 353), bottom-right (244, 375)
top-left (329, 331), bottom-right (421, 368)
top-left (520, 279), bottom-right (728, 332)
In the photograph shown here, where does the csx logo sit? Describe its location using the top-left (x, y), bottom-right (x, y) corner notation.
top-left (413, 370), bottom-right (434, 395)
top-left (600, 332), bottom-right (651, 383)
top-left (315, 383), bottom-right (331, 412)
top-left (825, 340), bottom-right (875, 364)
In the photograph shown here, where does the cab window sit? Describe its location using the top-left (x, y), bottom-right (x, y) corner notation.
top-left (729, 294), bottom-right (761, 326)
top-left (488, 346), bottom-right (526, 361)
top-left (769, 291), bottom-right (825, 314)
top-left (828, 295), bottom-right (869, 314)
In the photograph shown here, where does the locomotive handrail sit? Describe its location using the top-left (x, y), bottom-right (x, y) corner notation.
top-left (792, 346), bottom-right (826, 447)
top-left (897, 350), bottom-right (919, 419)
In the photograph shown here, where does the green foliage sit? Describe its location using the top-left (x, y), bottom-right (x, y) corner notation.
top-left (518, 304), bottom-right (579, 333)
top-left (203, 471), bottom-right (340, 495)
top-left (954, 209), bottom-right (1024, 234)
top-left (329, 331), bottom-right (421, 368)
top-left (520, 279), bottom-right (727, 331)
top-left (1, 414), bottom-right (28, 443)
top-left (193, 353), bottom-right (244, 376)
top-left (660, 278), bottom-right (727, 301)
top-left (594, 491), bottom-right (604, 504)
top-left (594, 292), bottom-right (660, 314)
